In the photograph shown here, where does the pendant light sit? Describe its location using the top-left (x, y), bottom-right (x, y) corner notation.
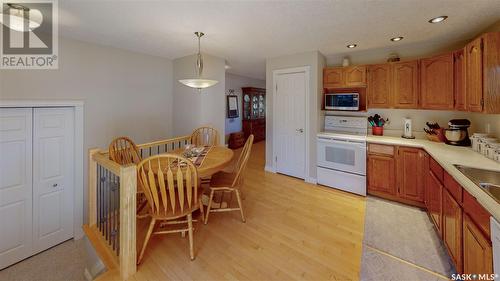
top-left (0, 4), bottom-right (43, 32)
top-left (178, 32), bottom-right (219, 91)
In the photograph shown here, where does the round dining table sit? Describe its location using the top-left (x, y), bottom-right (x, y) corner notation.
top-left (146, 146), bottom-right (234, 178)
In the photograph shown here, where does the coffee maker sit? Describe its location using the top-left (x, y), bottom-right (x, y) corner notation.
top-left (444, 119), bottom-right (471, 146)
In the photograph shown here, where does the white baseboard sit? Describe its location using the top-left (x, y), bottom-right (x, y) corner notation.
top-left (264, 165), bottom-right (276, 173)
top-left (305, 177), bottom-right (317, 184)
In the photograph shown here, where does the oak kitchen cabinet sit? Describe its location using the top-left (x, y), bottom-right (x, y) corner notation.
top-left (465, 32), bottom-right (500, 114)
top-left (427, 159), bottom-right (493, 274)
top-left (325, 32), bottom-right (500, 112)
top-left (442, 171), bottom-right (464, 273)
top-left (466, 36), bottom-right (483, 112)
top-left (454, 48), bottom-right (467, 111)
top-left (463, 214), bottom-right (493, 274)
top-left (367, 144), bottom-right (396, 197)
top-left (392, 60), bottom-right (420, 108)
top-left (396, 147), bottom-right (425, 204)
top-left (426, 165), bottom-right (443, 236)
top-left (420, 53), bottom-right (454, 110)
top-left (367, 142), bottom-right (494, 274)
top-left (324, 66), bottom-right (366, 88)
top-left (367, 64), bottom-right (392, 108)
top-left (367, 144), bottom-right (426, 207)
top-left (367, 60), bottom-right (419, 108)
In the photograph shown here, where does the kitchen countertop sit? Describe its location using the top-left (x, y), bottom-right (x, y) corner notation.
top-left (366, 135), bottom-right (500, 222)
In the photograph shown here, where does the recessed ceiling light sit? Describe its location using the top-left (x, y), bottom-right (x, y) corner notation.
top-left (428, 16), bottom-right (448, 23)
top-left (347, 44), bottom-right (357, 49)
top-left (390, 36), bottom-right (404, 42)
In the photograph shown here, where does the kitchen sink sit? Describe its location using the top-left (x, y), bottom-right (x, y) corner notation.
top-left (454, 165), bottom-right (500, 203)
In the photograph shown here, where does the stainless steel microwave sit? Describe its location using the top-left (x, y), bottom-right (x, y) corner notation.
top-left (324, 93), bottom-right (360, 111)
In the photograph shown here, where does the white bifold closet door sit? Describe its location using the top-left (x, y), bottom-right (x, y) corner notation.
top-left (0, 107), bottom-right (74, 269)
top-left (32, 107), bottom-right (74, 253)
top-left (0, 108), bottom-right (33, 269)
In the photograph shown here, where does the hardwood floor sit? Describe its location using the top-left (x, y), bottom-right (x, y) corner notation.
top-left (98, 141), bottom-right (366, 281)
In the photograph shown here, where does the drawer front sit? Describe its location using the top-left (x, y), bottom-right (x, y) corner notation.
top-left (368, 143), bottom-right (395, 156)
top-left (463, 191), bottom-right (491, 238)
top-left (444, 172), bottom-right (463, 204)
top-left (430, 157), bottom-right (444, 182)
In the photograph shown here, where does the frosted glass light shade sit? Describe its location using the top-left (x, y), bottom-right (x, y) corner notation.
top-left (178, 79), bottom-right (219, 90)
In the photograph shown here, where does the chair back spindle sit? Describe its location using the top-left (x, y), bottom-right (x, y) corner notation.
top-left (232, 134), bottom-right (254, 188)
top-left (109, 137), bottom-right (142, 165)
top-left (191, 126), bottom-right (219, 147)
top-left (137, 154), bottom-right (199, 217)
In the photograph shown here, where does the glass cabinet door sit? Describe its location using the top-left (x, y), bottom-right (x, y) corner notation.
top-left (252, 95), bottom-right (258, 119)
top-left (243, 94), bottom-right (251, 120)
top-left (258, 95), bottom-right (265, 118)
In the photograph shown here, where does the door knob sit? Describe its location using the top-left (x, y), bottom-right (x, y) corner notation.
top-left (296, 128), bottom-right (304, 133)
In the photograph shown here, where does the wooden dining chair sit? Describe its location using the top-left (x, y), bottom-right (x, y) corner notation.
top-left (108, 136), bottom-right (150, 215)
top-left (137, 154), bottom-right (204, 263)
top-left (204, 134), bottom-right (254, 224)
top-left (108, 136), bottom-right (142, 165)
top-left (191, 126), bottom-right (220, 147)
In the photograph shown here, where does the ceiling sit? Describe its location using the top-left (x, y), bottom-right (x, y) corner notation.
top-left (59, 0), bottom-right (500, 80)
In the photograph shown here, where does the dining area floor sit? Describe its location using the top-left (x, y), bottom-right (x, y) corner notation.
top-left (98, 141), bottom-right (366, 281)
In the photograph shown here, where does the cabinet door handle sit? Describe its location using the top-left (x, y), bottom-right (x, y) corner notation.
top-left (52, 183), bottom-right (58, 187)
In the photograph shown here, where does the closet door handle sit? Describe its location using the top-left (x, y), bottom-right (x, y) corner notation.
top-left (52, 183), bottom-right (58, 187)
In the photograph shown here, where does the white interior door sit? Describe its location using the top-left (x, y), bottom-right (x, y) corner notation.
top-left (0, 108), bottom-right (33, 269)
top-left (274, 70), bottom-right (307, 179)
top-left (32, 107), bottom-right (74, 253)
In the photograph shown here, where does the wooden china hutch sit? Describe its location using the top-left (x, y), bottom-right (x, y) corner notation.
top-left (242, 87), bottom-right (266, 142)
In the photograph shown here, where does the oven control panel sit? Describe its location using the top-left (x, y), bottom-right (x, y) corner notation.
top-left (325, 116), bottom-right (368, 130)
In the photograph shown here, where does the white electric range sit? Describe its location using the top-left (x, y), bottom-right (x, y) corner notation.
top-left (317, 116), bottom-right (368, 196)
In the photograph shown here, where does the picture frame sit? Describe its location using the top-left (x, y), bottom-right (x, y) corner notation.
top-left (227, 95), bottom-right (239, 118)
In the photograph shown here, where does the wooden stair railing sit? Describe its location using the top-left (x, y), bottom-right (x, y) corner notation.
top-left (85, 135), bottom-right (191, 280)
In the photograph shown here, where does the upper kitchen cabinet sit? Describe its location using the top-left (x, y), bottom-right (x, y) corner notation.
top-left (392, 60), bottom-right (419, 108)
top-left (466, 32), bottom-right (500, 114)
top-left (367, 61), bottom-right (419, 109)
top-left (323, 66), bottom-right (366, 88)
top-left (420, 53), bottom-right (454, 110)
top-left (466, 36), bottom-right (483, 112)
top-left (367, 64), bottom-right (392, 108)
top-left (323, 68), bottom-right (344, 88)
top-left (344, 66), bottom-right (367, 87)
top-left (454, 48), bottom-right (467, 111)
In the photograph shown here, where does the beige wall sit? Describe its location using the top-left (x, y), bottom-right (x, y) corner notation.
top-left (0, 37), bottom-right (174, 222)
top-left (265, 50), bottom-right (325, 181)
top-left (173, 54), bottom-right (226, 138)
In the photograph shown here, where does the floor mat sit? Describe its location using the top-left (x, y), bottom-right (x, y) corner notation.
top-left (361, 196), bottom-right (455, 280)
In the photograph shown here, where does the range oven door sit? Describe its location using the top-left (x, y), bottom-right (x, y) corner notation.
top-left (317, 136), bottom-right (366, 175)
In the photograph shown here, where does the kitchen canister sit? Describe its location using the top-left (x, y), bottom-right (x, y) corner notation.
top-left (479, 137), bottom-right (498, 156)
top-left (471, 133), bottom-right (489, 152)
top-left (494, 149), bottom-right (500, 163)
top-left (485, 143), bottom-right (500, 160)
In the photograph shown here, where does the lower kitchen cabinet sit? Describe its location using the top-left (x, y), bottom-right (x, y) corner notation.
top-left (397, 147), bottom-right (425, 205)
top-left (427, 169), bottom-right (443, 236)
top-left (367, 153), bottom-right (396, 197)
top-left (463, 214), bottom-right (493, 274)
top-left (367, 144), bottom-right (426, 207)
top-left (443, 188), bottom-right (463, 272)
top-left (367, 143), bottom-right (494, 274)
